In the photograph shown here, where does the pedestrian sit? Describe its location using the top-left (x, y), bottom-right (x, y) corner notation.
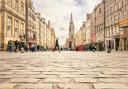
top-left (8, 40), bottom-right (13, 53)
top-left (54, 38), bottom-right (61, 52)
top-left (14, 40), bottom-right (19, 53)
top-left (37, 45), bottom-right (40, 51)
top-left (107, 45), bottom-right (111, 53)
top-left (31, 43), bottom-right (34, 52)
top-left (31, 43), bottom-right (36, 52)
top-left (93, 45), bottom-right (96, 52)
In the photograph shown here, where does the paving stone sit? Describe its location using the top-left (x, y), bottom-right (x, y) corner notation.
top-left (0, 75), bottom-right (28, 79)
top-left (28, 74), bottom-right (57, 79)
top-left (75, 78), bottom-right (97, 83)
top-left (59, 74), bottom-right (87, 78)
top-left (0, 72), bottom-right (14, 75)
top-left (0, 51), bottom-right (128, 87)
top-left (15, 72), bottom-right (40, 75)
top-left (98, 78), bottom-right (128, 83)
top-left (94, 83), bottom-right (128, 89)
top-left (90, 74), bottom-right (121, 78)
top-left (0, 83), bottom-right (16, 89)
top-left (103, 71), bottom-right (128, 75)
top-left (11, 78), bottom-right (40, 83)
top-left (43, 72), bottom-right (69, 75)
top-left (16, 84), bottom-right (52, 89)
top-left (0, 79), bottom-right (9, 83)
top-left (44, 78), bottom-right (70, 83)
top-left (58, 83), bottom-right (89, 89)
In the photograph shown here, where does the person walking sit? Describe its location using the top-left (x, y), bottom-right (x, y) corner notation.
top-left (54, 38), bottom-right (60, 52)
top-left (14, 40), bottom-right (19, 53)
top-left (8, 40), bottom-right (13, 53)
top-left (107, 41), bottom-right (111, 53)
top-left (93, 45), bottom-right (96, 52)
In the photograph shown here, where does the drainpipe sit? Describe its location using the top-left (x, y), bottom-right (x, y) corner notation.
top-left (25, 0), bottom-right (28, 46)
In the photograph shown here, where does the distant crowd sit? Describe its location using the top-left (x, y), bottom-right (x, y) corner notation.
top-left (7, 40), bottom-right (111, 53)
top-left (7, 40), bottom-right (63, 53)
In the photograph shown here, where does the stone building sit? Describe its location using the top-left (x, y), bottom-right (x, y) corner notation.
top-left (81, 22), bottom-right (86, 46)
top-left (104, 0), bottom-right (121, 51)
top-left (85, 14), bottom-right (91, 45)
top-left (95, 1), bottom-right (105, 51)
top-left (51, 28), bottom-right (56, 48)
top-left (0, 0), bottom-right (26, 50)
top-left (46, 21), bottom-right (56, 49)
top-left (26, 0), bottom-right (36, 48)
top-left (90, 10), bottom-right (96, 45)
top-left (35, 13), bottom-right (40, 46)
top-left (75, 28), bottom-right (82, 47)
top-left (36, 13), bottom-right (46, 47)
top-left (118, 0), bottom-right (128, 50)
top-left (40, 18), bottom-right (46, 47)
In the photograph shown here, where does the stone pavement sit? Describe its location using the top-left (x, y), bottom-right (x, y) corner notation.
top-left (0, 51), bottom-right (128, 89)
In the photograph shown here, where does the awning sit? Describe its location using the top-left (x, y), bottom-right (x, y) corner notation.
top-left (119, 18), bottom-right (128, 28)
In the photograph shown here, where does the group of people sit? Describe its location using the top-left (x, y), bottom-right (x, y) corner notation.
top-left (8, 40), bottom-right (27, 53)
top-left (29, 44), bottom-right (45, 52)
top-left (7, 40), bottom-right (50, 53)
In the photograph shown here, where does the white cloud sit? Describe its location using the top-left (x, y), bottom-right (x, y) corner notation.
top-left (33, 0), bottom-right (102, 45)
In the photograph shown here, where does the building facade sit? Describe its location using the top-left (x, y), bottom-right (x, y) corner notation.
top-left (40, 18), bottom-right (46, 47)
top-left (81, 22), bottom-right (86, 46)
top-left (85, 14), bottom-right (91, 45)
top-left (104, 0), bottom-right (121, 51)
top-left (118, 0), bottom-right (128, 50)
top-left (51, 28), bottom-right (56, 48)
top-left (0, 0), bottom-right (26, 51)
top-left (26, 0), bottom-right (37, 48)
top-left (75, 28), bottom-right (82, 47)
top-left (95, 1), bottom-right (105, 51)
top-left (46, 21), bottom-right (56, 49)
top-left (90, 10), bottom-right (96, 44)
top-left (36, 13), bottom-right (46, 47)
top-left (89, 0), bottom-right (128, 51)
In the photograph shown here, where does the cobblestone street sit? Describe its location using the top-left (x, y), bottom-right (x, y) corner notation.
top-left (0, 51), bottom-right (128, 89)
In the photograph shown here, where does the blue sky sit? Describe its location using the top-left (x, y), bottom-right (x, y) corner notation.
top-left (33, 0), bottom-right (102, 45)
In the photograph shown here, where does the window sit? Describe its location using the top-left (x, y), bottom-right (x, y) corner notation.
top-left (14, 20), bottom-right (19, 37)
top-left (114, 4), bottom-right (117, 11)
top-left (118, 1), bottom-right (122, 9)
top-left (33, 33), bottom-right (36, 39)
top-left (108, 29), bottom-right (110, 37)
top-left (7, 17), bottom-right (12, 37)
top-left (7, 0), bottom-right (12, 7)
top-left (21, 2), bottom-right (24, 15)
top-left (15, 0), bottom-right (19, 12)
top-left (111, 28), bottom-right (113, 36)
top-left (99, 8), bottom-right (101, 14)
top-left (108, 19), bottom-right (110, 26)
top-left (21, 23), bottom-right (24, 34)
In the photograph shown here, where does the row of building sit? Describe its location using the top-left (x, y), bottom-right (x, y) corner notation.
top-left (0, 0), bottom-right (56, 51)
top-left (65, 0), bottom-right (128, 51)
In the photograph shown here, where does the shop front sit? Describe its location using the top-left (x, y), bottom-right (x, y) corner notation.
top-left (96, 41), bottom-right (105, 51)
top-left (119, 18), bottom-right (128, 51)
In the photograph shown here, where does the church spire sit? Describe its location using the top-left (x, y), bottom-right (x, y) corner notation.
top-left (70, 13), bottom-right (73, 24)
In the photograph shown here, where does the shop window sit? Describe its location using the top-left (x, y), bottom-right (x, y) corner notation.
top-left (125, 39), bottom-right (128, 50)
